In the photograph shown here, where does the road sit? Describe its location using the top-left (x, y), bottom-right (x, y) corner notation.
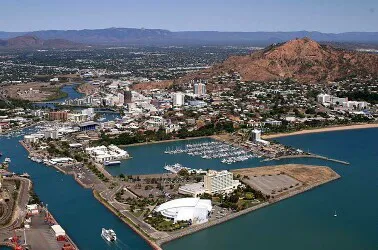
top-left (99, 184), bottom-right (166, 238)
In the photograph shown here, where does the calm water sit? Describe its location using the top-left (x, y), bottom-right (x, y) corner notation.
top-left (107, 138), bottom-right (267, 176)
top-left (106, 137), bottom-right (346, 176)
top-left (57, 84), bottom-right (84, 101)
top-left (164, 128), bottom-right (378, 250)
top-left (0, 129), bottom-right (150, 250)
top-left (2, 127), bottom-right (377, 250)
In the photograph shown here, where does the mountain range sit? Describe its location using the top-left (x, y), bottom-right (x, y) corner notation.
top-left (188, 37), bottom-right (378, 83)
top-left (1, 28), bottom-right (378, 46)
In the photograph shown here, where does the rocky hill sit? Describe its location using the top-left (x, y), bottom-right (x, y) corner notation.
top-left (0, 35), bottom-right (82, 49)
top-left (204, 37), bottom-right (378, 83)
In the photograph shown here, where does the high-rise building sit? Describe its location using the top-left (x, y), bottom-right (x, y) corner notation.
top-left (250, 129), bottom-right (261, 142)
top-left (124, 91), bottom-right (132, 104)
top-left (204, 170), bottom-right (240, 194)
top-left (173, 92), bottom-right (185, 107)
top-left (193, 81), bottom-right (206, 96)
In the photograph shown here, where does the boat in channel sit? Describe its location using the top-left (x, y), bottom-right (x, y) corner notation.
top-left (101, 228), bottom-right (117, 242)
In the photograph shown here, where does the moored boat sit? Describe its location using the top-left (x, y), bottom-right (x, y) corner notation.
top-left (104, 160), bottom-right (121, 166)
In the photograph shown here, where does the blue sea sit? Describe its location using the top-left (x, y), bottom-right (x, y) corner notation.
top-left (1, 126), bottom-right (377, 249)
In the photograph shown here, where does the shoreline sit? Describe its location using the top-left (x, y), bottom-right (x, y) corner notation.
top-left (262, 123), bottom-right (378, 139)
top-left (158, 167), bottom-right (340, 246)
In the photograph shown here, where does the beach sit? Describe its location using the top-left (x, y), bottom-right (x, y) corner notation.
top-left (262, 123), bottom-right (378, 139)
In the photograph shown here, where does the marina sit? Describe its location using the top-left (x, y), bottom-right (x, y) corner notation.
top-left (164, 141), bottom-right (254, 164)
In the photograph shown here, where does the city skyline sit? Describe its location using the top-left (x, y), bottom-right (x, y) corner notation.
top-left (1, 0), bottom-right (377, 33)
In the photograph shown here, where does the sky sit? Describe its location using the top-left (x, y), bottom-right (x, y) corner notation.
top-left (0, 0), bottom-right (377, 33)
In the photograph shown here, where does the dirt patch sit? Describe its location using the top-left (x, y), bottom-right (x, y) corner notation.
top-left (0, 82), bottom-right (66, 101)
top-left (131, 80), bottom-right (173, 91)
top-left (232, 164), bottom-right (339, 186)
top-left (76, 83), bottom-right (98, 95)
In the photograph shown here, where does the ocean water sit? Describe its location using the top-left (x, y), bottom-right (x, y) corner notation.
top-left (0, 129), bottom-right (150, 250)
top-left (164, 128), bottom-right (378, 250)
top-left (2, 127), bottom-right (377, 250)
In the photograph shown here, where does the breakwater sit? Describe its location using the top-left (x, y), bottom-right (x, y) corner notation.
top-left (264, 154), bottom-right (350, 165)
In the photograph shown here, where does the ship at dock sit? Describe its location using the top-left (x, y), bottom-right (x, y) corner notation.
top-left (104, 160), bottom-right (121, 166)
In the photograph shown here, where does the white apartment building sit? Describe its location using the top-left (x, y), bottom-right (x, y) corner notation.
top-left (317, 94), bottom-right (331, 104)
top-left (85, 145), bottom-right (129, 163)
top-left (342, 101), bottom-right (369, 110)
top-left (145, 116), bottom-right (166, 130)
top-left (68, 113), bottom-right (88, 122)
top-left (317, 94), bottom-right (349, 106)
top-left (204, 170), bottom-right (240, 194)
top-left (250, 129), bottom-right (261, 142)
top-left (172, 92), bottom-right (185, 107)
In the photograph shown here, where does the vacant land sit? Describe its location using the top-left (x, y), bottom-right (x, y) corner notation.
top-left (232, 164), bottom-right (340, 197)
top-left (131, 80), bottom-right (173, 91)
top-left (76, 82), bottom-right (99, 95)
top-left (1, 82), bottom-right (66, 101)
top-left (243, 174), bottom-right (302, 197)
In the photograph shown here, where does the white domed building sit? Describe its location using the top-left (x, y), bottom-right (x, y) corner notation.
top-left (155, 198), bottom-right (212, 224)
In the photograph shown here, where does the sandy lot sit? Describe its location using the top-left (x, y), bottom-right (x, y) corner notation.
top-left (243, 174), bottom-right (302, 196)
top-left (232, 164), bottom-right (339, 187)
top-left (0, 82), bottom-right (65, 101)
top-left (131, 80), bottom-right (173, 91)
top-left (76, 82), bottom-right (99, 95)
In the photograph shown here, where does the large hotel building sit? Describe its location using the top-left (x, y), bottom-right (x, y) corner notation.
top-left (204, 170), bottom-right (240, 194)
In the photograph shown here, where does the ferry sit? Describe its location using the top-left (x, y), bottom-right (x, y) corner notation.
top-left (101, 228), bottom-right (116, 242)
top-left (4, 157), bottom-right (11, 163)
top-left (104, 160), bottom-right (121, 166)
